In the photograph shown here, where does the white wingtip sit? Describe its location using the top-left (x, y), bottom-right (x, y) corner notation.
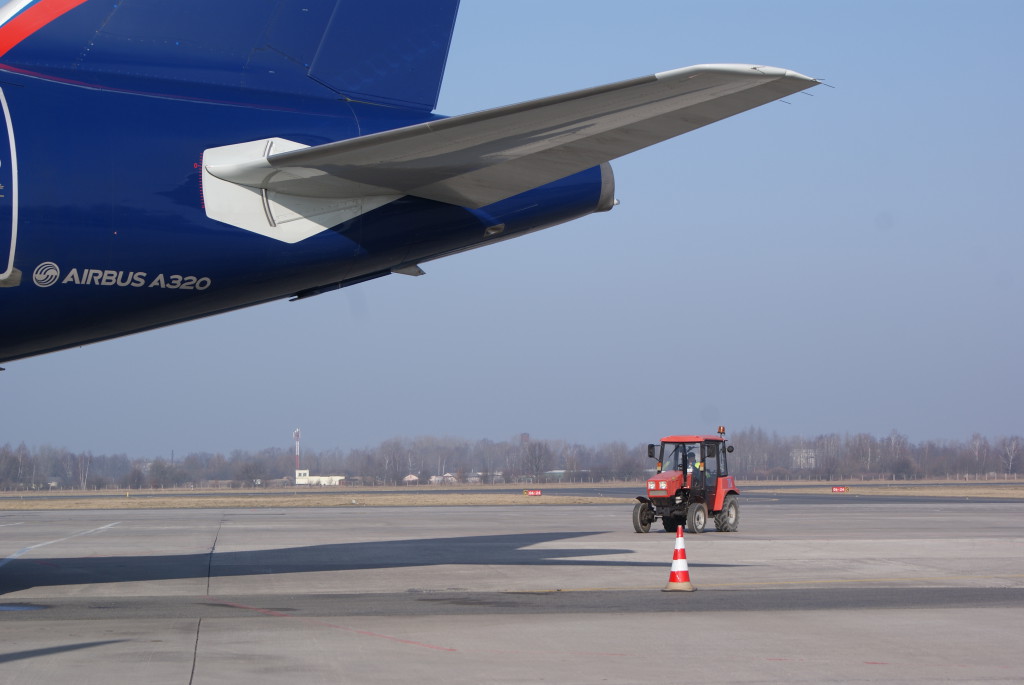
top-left (655, 63), bottom-right (818, 84)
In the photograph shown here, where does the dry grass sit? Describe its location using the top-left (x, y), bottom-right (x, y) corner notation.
top-left (0, 490), bottom-right (633, 510)
top-left (2, 480), bottom-right (1021, 510)
top-left (750, 483), bottom-right (1024, 499)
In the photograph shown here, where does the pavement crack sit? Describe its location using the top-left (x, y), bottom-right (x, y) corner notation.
top-left (205, 518), bottom-right (224, 595)
top-left (188, 618), bottom-right (202, 685)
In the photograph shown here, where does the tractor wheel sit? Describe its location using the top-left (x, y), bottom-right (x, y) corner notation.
top-left (662, 515), bottom-right (682, 533)
top-left (632, 501), bottom-right (653, 533)
top-left (686, 503), bottom-right (707, 534)
top-left (714, 495), bottom-right (740, 532)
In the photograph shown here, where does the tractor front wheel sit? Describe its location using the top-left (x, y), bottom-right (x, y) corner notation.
top-left (632, 501), bottom-right (654, 533)
top-left (686, 503), bottom-right (707, 534)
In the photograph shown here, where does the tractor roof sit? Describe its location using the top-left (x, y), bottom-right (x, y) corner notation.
top-left (661, 435), bottom-right (725, 443)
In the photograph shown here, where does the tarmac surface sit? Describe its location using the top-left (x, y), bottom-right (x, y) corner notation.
top-left (1, 499), bottom-right (1022, 684)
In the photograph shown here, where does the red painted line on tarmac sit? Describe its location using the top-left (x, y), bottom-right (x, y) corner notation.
top-left (212, 601), bottom-right (291, 618)
top-left (478, 647), bottom-right (633, 658)
top-left (304, 617), bottom-right (458, 652)
top-left (205, 597), bottom-right (457, 652)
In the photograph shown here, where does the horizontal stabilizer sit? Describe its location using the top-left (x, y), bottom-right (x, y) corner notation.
top-left (206, 64), bottom-right (819, 209)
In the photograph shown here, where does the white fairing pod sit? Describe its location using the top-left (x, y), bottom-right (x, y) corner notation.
top-left (596, 162), bottom-right (615, 212)
top-left (202, 138), bottom-right (400, 243)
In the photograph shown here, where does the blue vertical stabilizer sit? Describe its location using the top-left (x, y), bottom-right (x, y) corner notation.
top-left (0, 0), bottom-right (460, 109)
top-left (310, 0), bottom-right (460, 111)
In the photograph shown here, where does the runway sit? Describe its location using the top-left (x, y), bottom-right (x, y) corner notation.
top-left (2, 501), bottom-right (1022, 684)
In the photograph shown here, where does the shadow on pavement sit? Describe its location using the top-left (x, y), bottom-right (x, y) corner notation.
top-left (0, 641), bottom-right (127, 663)
top-left (1, 531), bottom-right (713, 594)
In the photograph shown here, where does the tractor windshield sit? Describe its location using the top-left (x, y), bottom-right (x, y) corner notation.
top-left (661, 443), bottom-right (700, 473)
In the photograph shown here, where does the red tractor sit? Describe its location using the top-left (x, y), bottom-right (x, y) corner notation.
top-left (633, 427), bottom-right (740, 533)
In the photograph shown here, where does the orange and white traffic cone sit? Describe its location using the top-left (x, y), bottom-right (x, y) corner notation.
top-left (662, 525), bottom-right (696, 592)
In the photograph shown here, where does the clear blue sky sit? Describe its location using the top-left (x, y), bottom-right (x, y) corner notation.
top-left (3, 0), bottom-right (1021, 458)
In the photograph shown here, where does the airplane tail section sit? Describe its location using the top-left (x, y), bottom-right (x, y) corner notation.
top-left (0, 0), bottom-right (460, 110)
top-left (309, 0), bottom-right (460, 111)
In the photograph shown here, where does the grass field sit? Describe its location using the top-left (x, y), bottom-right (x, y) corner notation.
top-left (744, 482), bottom-right (1024, 498)
top-left (1, 480), bottom-right (1021, 510)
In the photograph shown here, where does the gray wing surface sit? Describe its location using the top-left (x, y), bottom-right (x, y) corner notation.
top-left (206, 64), bottom-right (819, 209)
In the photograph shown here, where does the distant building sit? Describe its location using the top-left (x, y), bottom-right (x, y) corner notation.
top-left (402, 474), bottom-right (419, 485)
top-left (790, 448), bottom-right (817, 469)
top-left (295, 469), bottom-right (345, 486)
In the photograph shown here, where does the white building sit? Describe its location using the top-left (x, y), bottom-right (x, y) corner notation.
top-left (294, 469), bottom-right (345, 486)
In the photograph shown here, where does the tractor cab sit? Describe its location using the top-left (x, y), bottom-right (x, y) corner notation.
top-left (633, 426), bottom-right (740, 534)
top-left (651, 435), bottom-right (729, 501)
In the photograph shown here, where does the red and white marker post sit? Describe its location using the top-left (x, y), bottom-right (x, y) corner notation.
top-left (662, 525), bottom-right (696, 592)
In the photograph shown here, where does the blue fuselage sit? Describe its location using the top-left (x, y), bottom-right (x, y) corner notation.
top-left (0, 70), bottom-right (606, 362)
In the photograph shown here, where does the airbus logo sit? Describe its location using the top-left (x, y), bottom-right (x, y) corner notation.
top-left (31, 262), bottom-right (213, 291)
top-left (32, 262), bottom-right (60, 287)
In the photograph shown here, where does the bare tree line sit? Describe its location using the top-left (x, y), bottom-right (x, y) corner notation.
top-left (0, 429), bottom-right (1019, 491)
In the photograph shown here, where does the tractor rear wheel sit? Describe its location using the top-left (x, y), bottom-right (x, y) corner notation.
top-left (714, 494), bottom-right (740, 532)
top-left (632, 501), bottom-right (653, 533)
top-left (686, 503), bottom-right (707, 534)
